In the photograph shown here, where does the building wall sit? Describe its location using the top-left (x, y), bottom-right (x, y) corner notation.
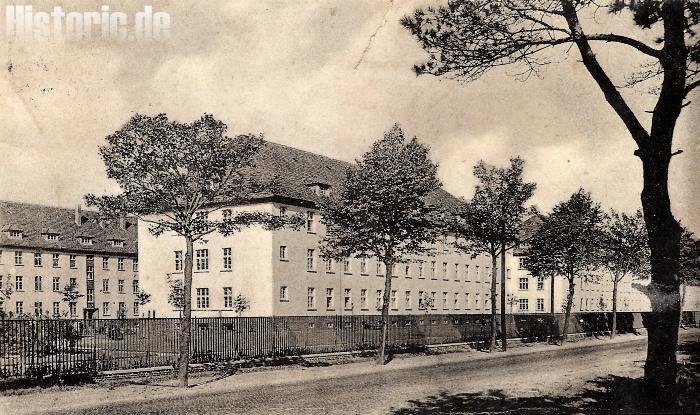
top-left (0, 248), bottom-right (139, 319)
top-left (138, 203), bottom-right (275, 318)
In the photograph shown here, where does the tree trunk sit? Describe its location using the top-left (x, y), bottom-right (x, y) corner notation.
top-left (639, 150), bottom-right (682, 401)
top-left (500, 242), bottom-right (507, 351)
top-left (489, 252), bottom-right (498, 353)
top-left (611, 278), bottom-right (618, 339)
top-left (378, 260), bottom-right (394, 365)
top-left (560, 277), bottom-right (575, 345)
top-left (178, 236), bottom-right (194, 387)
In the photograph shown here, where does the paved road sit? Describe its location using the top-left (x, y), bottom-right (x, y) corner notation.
top-left (40, 332), bottom-right (697, 415)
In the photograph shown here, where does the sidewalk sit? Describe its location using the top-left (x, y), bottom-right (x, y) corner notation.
top-left (0, 331), bottom-right (657, 415)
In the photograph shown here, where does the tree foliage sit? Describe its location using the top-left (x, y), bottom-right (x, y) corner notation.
top-left (319, 124), bottom-right (444, 363)
top-left (599, 209), bottom-right (651, 282)
top-left (59, 281), bottom-right (84, 304)
top-left (526, 189), bottom-right (604, 342)
top-left (319, 124), bottom-right (444, 263)
top-left (680, 229), bottom-right (700, 284)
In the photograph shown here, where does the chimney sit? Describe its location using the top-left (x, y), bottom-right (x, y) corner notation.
top-left (119, 217), bottom-right (127, 230)
top-left (75, 205), bottom-right (82, 226)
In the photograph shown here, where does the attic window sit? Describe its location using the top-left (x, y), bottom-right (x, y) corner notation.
top-left (307, 183), bottom-right (331, 197)
top-left (80, 237), bottom-right (93, 245)
top-left (110, 240), bottom-right (125, 247)
top-left (8, 230), bottom-right (23, 239)
top-left (45, 234), bottom-right (59, 241)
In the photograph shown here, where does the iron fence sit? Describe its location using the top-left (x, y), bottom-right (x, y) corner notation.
top-left (0, 311), bottom-right (681, 381)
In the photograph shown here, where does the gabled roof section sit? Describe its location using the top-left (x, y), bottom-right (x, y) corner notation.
top-left (243, 141), bottom-right (461, 210)
top-left (0, 201), bottom-right (137, 255)
top-left (513, 215), bottom-right (544, 256)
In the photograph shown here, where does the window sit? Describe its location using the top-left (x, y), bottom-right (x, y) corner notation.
top-left (344, 289), bottom-right (352, 310)
top-left (224, 287), bottom-right (233, 307)
top-left (167, 251), bottom-right (180, 273)
top-left (133, 259), bottom-right (138, 272)
top-left (133, 302), bottom-right (140, 316)
top-left (464, 293), bottom-right (470, 309)
top-left (360, 289), bottom-right (368, 309)
top-left (519, 277), bottom-right (529, 290)
top-left (51, 253), bottom-right (59, 267)
top-left (222, 209), bottom-right (232, 220)
top-left (405, 291), bottom-right (412, 310)
top-left (196, 288), bottom-right (210, 309)
top-left (15, 251), bottom-right (22, 265)
top-left (196, 249), bottom-right (209, 271)
top-left (343, 258), bottom-right (351, 274)
top-left (390, 290), bottom-right (397, 309)
top-left (442, 292), bottom-right (448, 309)
top-left (307, 288), bottom-right (316, 309)
top-left (88, 288), bottom-right (95, 305)
top-left (132, 279), bottom-right (139, 294)
top-left (102, 257), bottom-right (109, 270)
top-left (15, 276), bottom-right (23, 291)
top-left (442, 262), bottom-right (448, 279)
top-left (360, 258), bottom-right (367, 274)
top-left (519, 298), bottom-right (529, 311)
top-left (0, 250), bottom-right (3, 264)
top-left (118, 279), bottom-right (125, 293)
top-left (34, 276), bottom-right (42, 291)
top-left (475, 293), bottom-right (480, 309)
top-left (69, 277), bottom-right (77, 287)
top-left (279, 246), bottom-right (287, 260)
top-left (103, 302), bottom-right (110, 316)
top-left (519, 257), bottom-right (528, 270)
top-left (405, 264), bottom-right (411, 277)
top-left (117, 258), bottom-right (125, 271)
top-left (16, 301), bottom-right (23, 314)
top-left (34, 253), bottom-right (42, 267)
top-left (325, 258), bottom-right (334, 273)
top-left (34, 302), bottom-right (43, 316)
top-left (418, 291), bottom-right (425, 309)
top-left (9, 230), bottom-right (22, 239)
top-left (196, 211), bottom-right (208, 221)
top-left (69, 302), bottom-right (77, 316)
top-left (325, 288), bottom-right (334, 310)
top-left (278, 206), bottom-right (286, 216)
top-left (537, 276), bottom-right (545, 290)
top-left (376, 290), bottom-right (383, 310)
top-left (306, 249), bottom-right (315, 271)
top-left (454, 264), bottom-right (460, 280)
top-left (430, 292), bottom-right (437, 309)
top-left (431, 261), bottom-right (436, 279)
top-left (454, 292), bottom-right (460, 309)
top-left (111, 240), bottom-right (124, 247)
top-left (306, 211), bottom-right (315, 232)
top-left (418, 262), bottom-right (424, 278)
top-left (118, 302), bottom-right (126, 317)
top-left (102, 279), bottom-right (109, 292)
top-left (280, 286), bottom-right (289, 302)
top-left (69, 255), bottom-right (76, 269)
top-left (376, 262), bottom-right (382, 275)
top-left (81, 237), bottom-right (93, 245)
top-left (53, 277), bottom-right (60, 292)
top-left (537, 298), bottom-right (545, 311)
top-left (464, 265), bottom-right (470, 281)
top-left (222, 248), bottom-right (232, 270)
top-left (53, 302), bottom-right (60, 316)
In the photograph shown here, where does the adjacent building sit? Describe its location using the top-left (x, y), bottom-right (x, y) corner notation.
top-left (0, 201), bottom-right (139, 319)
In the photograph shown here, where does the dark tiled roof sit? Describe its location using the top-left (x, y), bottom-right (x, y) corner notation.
top-left (513, 215), bottom-right (544, 256)
top-left (246, 141), bottom-right (462, 210)
top-left (0, 201), bottom-right (137, 255)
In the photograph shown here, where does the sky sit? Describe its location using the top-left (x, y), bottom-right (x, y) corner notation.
top-left (0, 0), bottom-right (698, 232)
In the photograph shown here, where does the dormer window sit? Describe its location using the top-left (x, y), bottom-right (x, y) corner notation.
top-left (8, 230), bottom-right (22, 239)
top-left (80, 237), bottom-right (93, 245)
top-left (306, 182), bottom-right (331, 197)
top-left (110, 240), bottom-right (125, 247)
top-left (45, 234), bottom-right (59, 241)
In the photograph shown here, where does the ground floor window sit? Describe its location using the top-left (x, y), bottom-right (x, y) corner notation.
top-left (196, 288), bottom-right (210, 309)
top-left (537, 298), bottom-right (545, 311)
top-left (519, 298), bottom-right (529, 311)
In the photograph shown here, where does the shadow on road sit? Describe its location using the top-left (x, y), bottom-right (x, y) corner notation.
top-left (390, 335), bottom-right (700, 415)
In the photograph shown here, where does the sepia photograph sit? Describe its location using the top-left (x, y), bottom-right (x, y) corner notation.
top-left (0, 1), bottom-right (699, 413)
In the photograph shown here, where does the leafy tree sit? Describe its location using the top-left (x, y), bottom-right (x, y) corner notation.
top-left (402, 0), bottom-right (699, 396)
top-left (319, 124), bottom-right (444, 364)
top-left (0, 282), bottom-right (12, 318)
top-left (86, 113), bottom-right (302, 387)
top-left (599, 209), bottom-right (650, 338)
top-left (59, 280), bottom-right (84, 304)
top-left (452, 157), bottom-right (536, 352)
top-left (526, 189), bottom-right (604, 344)
top-left (679, 229), bottom-right (700, 284)
top-left (136, 289), bottom-right (152, 306)
top-left (167, 276), bottom-right (184, 310)
top-left (232, 294), bottom-right (250, 317)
